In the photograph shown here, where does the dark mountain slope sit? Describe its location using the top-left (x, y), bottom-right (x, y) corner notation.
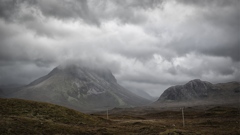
top-left (156, 79), bottom-right (239, 105)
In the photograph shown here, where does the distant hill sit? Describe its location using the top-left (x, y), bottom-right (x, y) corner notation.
top-left (155, 79), bottom-right (240, 106)
top-left (9, 64), bottom-right (150, 112)
top-left (0, 89), bottom-right (4, 97)
top-left (130, 89), bottom-right (158, 101)
top-left (0, 98), bottom-right (108, 134)
top-left (0, 85), bottom-right (22, 98)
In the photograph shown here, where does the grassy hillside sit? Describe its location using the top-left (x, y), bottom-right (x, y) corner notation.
top-left (1, 98), bottom-right (239, 134)
top-left (0, 98), bottom-right (108, 134)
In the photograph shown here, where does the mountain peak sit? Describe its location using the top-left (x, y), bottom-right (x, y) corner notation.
top-left (13, 64), bottom-right (149, 112)
top-left (188, 79), bottom-right (202, 83)
top-left (56, 64), bottom-right (117, 83)
top-left (157, 79), bottom-right (214, 102)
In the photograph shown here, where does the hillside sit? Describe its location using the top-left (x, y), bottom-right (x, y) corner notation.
top-left (9, 64), bottom-right (150, 112)
top-left (1, 98), bottom-right (239, 135)
top-left (155, 79), bottom-right (240, 106)
top-left (0, 98), bottom-right (108, 134)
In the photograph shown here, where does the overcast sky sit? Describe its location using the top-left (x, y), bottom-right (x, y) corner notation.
top-left (0, 0), bottom-right (239, 96)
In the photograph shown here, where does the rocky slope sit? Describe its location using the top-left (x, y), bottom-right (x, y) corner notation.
top-left (10, 64), bottom-right (150, 112)
top-left (156, 79), bottom-right (240, 105)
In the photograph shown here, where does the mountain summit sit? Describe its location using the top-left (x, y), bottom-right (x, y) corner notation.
top-left (12, 64), bottom-right (150, 112)
top-left (157, 79), bottom-right (215, 102)
top-left (156, 79), bottom-right (240, 105)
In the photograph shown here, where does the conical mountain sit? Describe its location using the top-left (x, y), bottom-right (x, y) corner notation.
top-left (12, 64), bottom-right (150, 112)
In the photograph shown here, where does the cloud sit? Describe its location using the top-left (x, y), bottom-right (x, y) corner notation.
top-left (178, 0), bottom-right (238, 8)
top-left (0, 0), bottom-right (239, 96)
top-left (37, 0), bottom-right (99, 25)
top-left (90, 0), bottom-right (164, 24)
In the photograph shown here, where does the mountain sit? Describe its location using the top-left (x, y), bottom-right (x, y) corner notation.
top-left (156, 79), bottom-right (240, 105)
top-left (131, 89), bottom-right (158, 101)
top-left (10, 64), bottom-right (150, 112)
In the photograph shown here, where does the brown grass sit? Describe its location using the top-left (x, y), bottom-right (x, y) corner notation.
top-left (1, 98), bottom-right (239, 135)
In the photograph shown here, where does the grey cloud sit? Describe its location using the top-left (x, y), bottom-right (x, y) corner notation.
top-left (0, 0), bottom-right (99, 25)
top-left (117, 66), bottom-right (189, 86)
top-left (218, 68), bottom-right (235, 76)
top-left (0, 0), bottom-right (37, 21)
top-left (0, 22), bottom-right (57, 69)
top-left (112, 0), bottom-right (162, 9)
top-left (0, 63), bottom-right (52, 85)
top-left (167, 36), bottom-right (240, 62)
top-left (178, 0), bottom-right (238, 8)
top-left (163, 0), bottom-right (240, 62)
top-left (201, 43), bottom-right (240, 62)
top-left (0, 0), bottom-right (164, 38)
top-left (36, 0), bottom-right (99, 25)
top-left (58, 57), bottom-right (122, 75)
top-left (0, 41), bottom-right (56, 68)
top-left (0, 0), bottom-right (163, 26)
top-left (0, 0), bottom-right (239, 96)
top-left (112, 46), bottom-right (159, 62)
top-left (102, 0), bottom-right (164, 24)
top-left (173, 55), bottom-right (239, 82)
top-left (137, 0), bottom-right (240, 63)
top-left (109, 0), bottom-right (159, 24)
top-left (0, 0), bottom-right (22, 21)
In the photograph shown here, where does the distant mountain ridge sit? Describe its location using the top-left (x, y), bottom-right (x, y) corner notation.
top-left (156, 79), bottom-right (240, 105)
top-left (9, 64), bottom-right (150, 112)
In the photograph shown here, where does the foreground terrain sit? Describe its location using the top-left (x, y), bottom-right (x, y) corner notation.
top-left (0, 98), bottom-right (239, 135)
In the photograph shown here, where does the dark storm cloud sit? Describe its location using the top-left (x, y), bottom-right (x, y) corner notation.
top-left (161, 0), bottom-right (240, 62)
top-left (178, 0), bottom-right (238, 7)
top-left (201, 43), bottom-right (240, 62)
top-left (167, 35), bottom-right (240, 62)
top-left (0, 0), bottom-right (164, 39)
top-left (0, 0), bottom-right (19, 21)
top-left (112, 0), bottom-right (162, 8)
top-left (0, 0), bottom-right (98, 25)
top-left (37, 0), bottom-right (99, 25)
top-left (96, 0), bottom-right (164, 24)
top-left (196, 0), bottom-right (240, 61)
top-left (0, 0), bottom-right (37, 21)
top-left (0, 0), bottom-right (163, 26)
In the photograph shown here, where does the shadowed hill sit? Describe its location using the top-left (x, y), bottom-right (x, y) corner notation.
top-left (0, 98), bottom-right (108, 134)
top-left (154, 79), bottom-right (240, 107)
